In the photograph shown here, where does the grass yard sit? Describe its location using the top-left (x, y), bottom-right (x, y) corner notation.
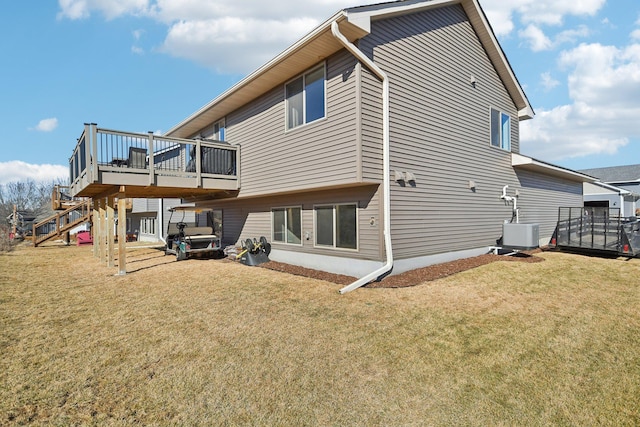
top-left (1, 243), bottom-right (639, 425)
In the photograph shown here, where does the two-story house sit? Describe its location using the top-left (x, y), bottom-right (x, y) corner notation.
top-left (164, 0), bottom-right (593, 290)
top-left (68, 0), bottom-right (593, 291)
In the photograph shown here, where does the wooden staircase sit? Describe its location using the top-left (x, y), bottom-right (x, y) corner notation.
top-left (33, 199), bottom-right (92, 247)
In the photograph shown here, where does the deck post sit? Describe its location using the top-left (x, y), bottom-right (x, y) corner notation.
top-left (117, 187), bottom-right (127, 275)
top-left (195, 139), bottom-right (202, 188)
top-left (148, 132), bottom-right (155, 186)
top-left (99, 199), bottom-right (107, 265)
top-left (107, 196), bottom-right (115, 268)
top-left (83, 123), bottom-right (92, 183)
top-left (92, 199), bottom-right (98, 257)
top-left (90, 123), bottom-right (99, 183)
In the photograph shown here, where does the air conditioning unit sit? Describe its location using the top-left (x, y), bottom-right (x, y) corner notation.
top-left (502, 223), bottom-right (539, 250)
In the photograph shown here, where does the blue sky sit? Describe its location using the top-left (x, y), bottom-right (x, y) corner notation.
top-left (1, 0), bottom-right (639, 184)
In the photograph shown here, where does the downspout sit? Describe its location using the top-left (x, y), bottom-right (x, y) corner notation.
top-left (158, 198), bottom-right (166, 244)
top-left (331, 21), bottom-right (393, 294)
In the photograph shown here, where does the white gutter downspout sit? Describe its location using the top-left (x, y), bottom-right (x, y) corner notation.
top-left (158, 198), bottom-right (166, 244)
top-left (332, 21), bottom-right (393, 294)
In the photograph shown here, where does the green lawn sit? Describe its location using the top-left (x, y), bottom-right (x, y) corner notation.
top-left (1, 244), bottom-right (639, 425)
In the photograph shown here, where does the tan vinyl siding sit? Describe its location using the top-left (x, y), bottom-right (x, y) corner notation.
top-left (220, 50), bottom-right (361, 198)
top-left (515, 170), bottom-right (583, 239)
top-left (199, 185), bottom-right (382, 261)
top-left (359, 4), bottom-right (567, 259)
top-left (360, 64), bottom-right (384, 182)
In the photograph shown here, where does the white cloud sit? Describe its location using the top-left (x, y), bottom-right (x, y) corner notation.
top-left (555, 25), bottom-right (590, 45)
top-left (631, 29), bottom-right (640, 41)
top-left (57, 0), bottom-right (150, 20)
top-left (160, 16), bottom-right (320, 74)
top-left (56, 0), bottom-right (605, 73)
top-left (540, 72), bottom-right (560, 91)
top-left (519, 24), bottom-right (553, 51)
top-left (519, 24), bottom-right (589, 51)
top-left (521, 42), bottom-right (640, 161)
top-left (33, 118), bottom-right (59, 132)
top-left (482, 0), bottom-right (604, 41)
top-left (0, 161), bottom-right (68, 185)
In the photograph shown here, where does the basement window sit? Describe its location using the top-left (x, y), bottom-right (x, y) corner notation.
top-left (285, 64), bottom-right (326, 130)
top-left (272, 207), bottom-right (302, 245)
top-left (315, 204), bottom-right (357, 250)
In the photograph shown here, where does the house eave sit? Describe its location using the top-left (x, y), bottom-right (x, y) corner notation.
top-left (344, 0), bottom-right (534, 120)
top-left (166, 0), bottom-right (535, 139)
top-left (512, 153), bottom-right (595, 183)
top-left (166, 12), bottom-right (368, 139)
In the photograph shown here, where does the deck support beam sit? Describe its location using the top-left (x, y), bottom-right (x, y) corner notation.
top-left (117, 186), bottom-right (127, 275)
top-left (107, 196), bottom-right (115, 267)
top-left (93, 199), bottom-right (106, 263)
top-left (92, 201), bottom-right (98, 257)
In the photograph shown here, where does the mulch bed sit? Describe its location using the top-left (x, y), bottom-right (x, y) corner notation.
top-left (260, 249), bottom-right (545, 288)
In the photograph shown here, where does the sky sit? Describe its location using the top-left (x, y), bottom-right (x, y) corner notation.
top-left (1, 0), bottom-right (640, 185)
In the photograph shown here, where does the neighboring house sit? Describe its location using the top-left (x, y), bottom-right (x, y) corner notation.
top-left (157, 0), bottom-right (594, 285)
top-left (579, 165), bottom-right (640, 216)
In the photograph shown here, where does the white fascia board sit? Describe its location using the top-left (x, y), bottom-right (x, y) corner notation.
top-left (512, 153), bottom-right (596, 183)
top-left (592, 180), bottom-right (632, 195)
top-left (518, 106), bottom-right (535, 120)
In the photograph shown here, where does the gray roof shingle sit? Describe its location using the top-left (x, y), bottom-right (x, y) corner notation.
top-left (578, 164), bottom-right (640, 183)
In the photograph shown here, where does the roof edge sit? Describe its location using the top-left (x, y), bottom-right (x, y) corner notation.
top-left (166, 10), bottom-right (348, 137)
top-left (512, 153), bottom-right (596, 183)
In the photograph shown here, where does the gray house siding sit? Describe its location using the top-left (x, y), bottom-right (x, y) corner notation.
top-left (166, 2), bottom-right (584, 277)
top-left (199, 185), bottom-right (382, 262)
top-left (218, 50), bottom-right (363, 198)
top-left (515, 170), bottom-right (583, 240)
top-left (358, 5), bottom-right (567, 260)
top-left (186, 49), bottom-right (387, 268)
top-left (359, 63), bottom-right (384, 182)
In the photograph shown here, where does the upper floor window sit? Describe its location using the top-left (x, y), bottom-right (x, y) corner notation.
top-left (213, 119), bottom-right (225, 141)
top-left (286, 64), bottom-right (326, 130)
top-left (490, 108), bottom-right (511, 151)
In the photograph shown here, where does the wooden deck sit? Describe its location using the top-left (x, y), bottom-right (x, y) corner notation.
top-left (69, 124), bottom-right (240, 200)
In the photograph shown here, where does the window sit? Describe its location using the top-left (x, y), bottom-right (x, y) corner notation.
top-left (272, 207), bottom-right (302, 244)
top-left (286, 64), bottom-right (326, 130)
top-left (315, 204), bottom-right (357, 250)
top-left (490, 108), bottom-right (511, 151)
top-left (213, 119), bottom-right (225, 141)
top-left (140, 217), bottom-right (156, 235)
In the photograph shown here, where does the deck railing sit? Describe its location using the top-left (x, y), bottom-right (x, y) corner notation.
top-left (69, 123), bottom-right (239, 196)
top-left (33, 199), bottom-right (92, 246)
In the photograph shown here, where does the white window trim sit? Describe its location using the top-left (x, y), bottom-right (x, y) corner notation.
top-left (213, 118), bottom-right (225, 142)
top-left (489, 107), bottom-right (511, 152)
top-left (140, 216), bottom-right (156, 235)
top-left (271, 205), bottom-right (303, 246)
top-left (284, 62), bottom-right (327, 132)
top-left (313, 203), bottom-right (359, 252)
